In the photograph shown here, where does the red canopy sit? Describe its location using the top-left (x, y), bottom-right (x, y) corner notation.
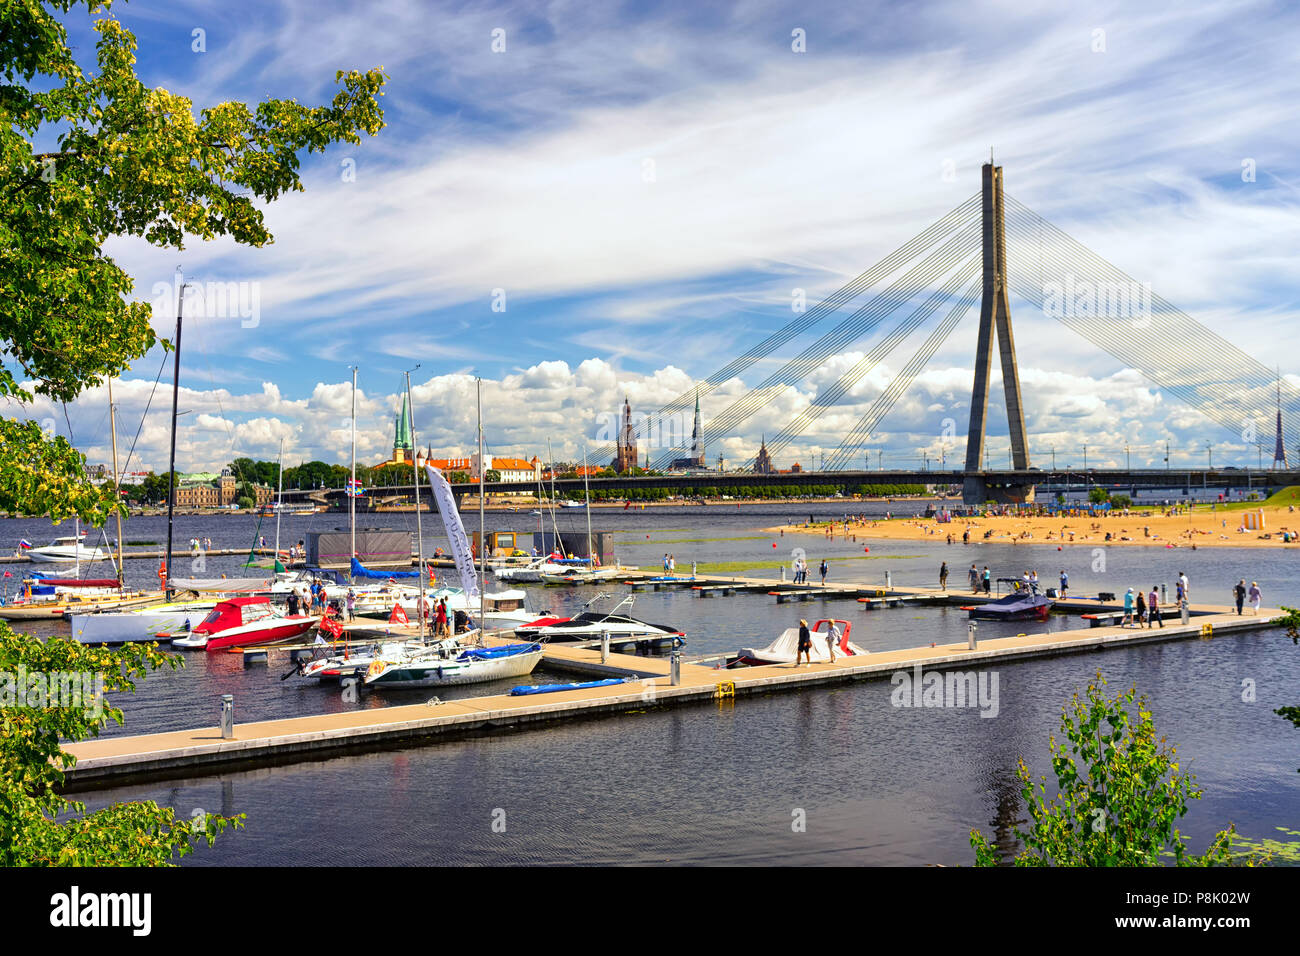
top-left (33, 578), bottom-right (121, 588)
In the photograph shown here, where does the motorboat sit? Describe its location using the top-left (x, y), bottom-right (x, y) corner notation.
top-left (514, 595), bottom-right (683, 644)
top-left (70, 598), bottom-right (219, 645)
top-left (351, 585), bottom-right (536, 629)
top-left (21, 535), bottom-right (107, 564)
top-left (734, 619), bottom-right (867, 666)
top-left (963, 592), bottom-right (1052, 622)
top-left (363, 639), bottom-right (543, 689)
top-left (170, 596), bottom-right (318, 650)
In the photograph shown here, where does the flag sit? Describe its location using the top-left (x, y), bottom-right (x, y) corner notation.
top-left (2, 571), bottom-right (11, 578)
top-left (18, 539), bottom-right (32, 549)
top-left (345, 478), bottom-right (365, 497)
top-left (319, 614), bottom-right (343, 640)
top-left (389, 603), bottom-right (408, 625)
top-left (425, 464), bottom-right (480, 598)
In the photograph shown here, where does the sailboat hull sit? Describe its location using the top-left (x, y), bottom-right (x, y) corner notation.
top-left (365, 645), bottom-right (543, 688)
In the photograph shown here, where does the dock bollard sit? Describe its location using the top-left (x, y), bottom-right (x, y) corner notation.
top-left (220, 694), bottom-right (234, 739)
top-left (601, 629), bottom-right (610, 664)
top-left (967, 622), bottom-right (978, 650)
top-left (780, 567), bottom-right (786, 582)
top-left (885, 570), bottom-right (892, 590)
top-left (670, 649), bottom-right (681, 686)
top-left (1181, 600), bottom-right (1190, 625)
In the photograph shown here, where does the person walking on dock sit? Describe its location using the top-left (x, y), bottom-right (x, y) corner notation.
top-left (1233, 579), bottom-right (1247, 615)
top-left (982, 566), bottom-right (991, 594)
top-left (288, 589), bottom-right (300, 616)
top-left (940, 562), bottom-right (949, 591)
top-left (796, 619), bottom-right (812, 666)
top-left (1059, 570), bottom-right (1068, 598)
top-left (1123, 587), bottom-right (1135, 627)
top-left (1135, 590), bottom-right (1146, 626)
top-left (1248, 581), bottom-right (1262, 614)
top-left (969, 564), bottom-right (979, 592)
top-left (1147, 586), bottom-right (1163, 628)
top-left (819, 559), bottom-right (828, 586)
top-left (345, 589), bottom-right (356, 622)
top-left (1178, 571), bottom-right (1189, 604)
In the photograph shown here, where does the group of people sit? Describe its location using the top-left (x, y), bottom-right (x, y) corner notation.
top-left (966, 564), bottom-right (992, 594)
top-left (286, 580), bottom-right (332, 617)
top-left (792, 556), bottom-right (829, 585)
top-left (794, 617), bottom-right (842, 665)
top-left (188, 536), bottom-right (212, 551)
top-left (1232, 579), bottom-right (1263, 615)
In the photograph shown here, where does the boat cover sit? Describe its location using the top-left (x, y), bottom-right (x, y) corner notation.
top-left (969, 593), bottom-right (1051, 619)
top-left (740, 622), bottom-right (868, 664)
top-left (458, 642), bottom-right (541, 661)
top-left (351, 557), bottom-right (422, 579)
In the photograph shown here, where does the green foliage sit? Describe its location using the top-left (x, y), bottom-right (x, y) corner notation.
top-left (0, 620), bottom-right (243, 864)
top-left (1110, 493), bottom-right (1132, 510)
top-left (970, 673), bottom-right (1239, 866)
top-left (236, 495), bottom-right (254, 510)
top-left (1088, 486), bottom-right (1111, 504)
top-left (2, 0), bottom-right (386, 518)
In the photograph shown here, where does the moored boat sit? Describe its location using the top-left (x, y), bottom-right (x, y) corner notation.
top-left (171, 596), bottom-right (318, 650)
top-left (963, 592), bottom-right (1052, 622)
top-left (734, 619), bottom-right (865, 666)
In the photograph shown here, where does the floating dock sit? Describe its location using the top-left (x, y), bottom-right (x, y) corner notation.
top-left (60, 590), bottom-right (1283, 788)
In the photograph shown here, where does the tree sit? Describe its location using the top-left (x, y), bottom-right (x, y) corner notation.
top-left (1088, 486), bottom-right (1111, 505)
top-left (2, 1), bottom-right (386, 519)
top-left (970, 673), bottom-right (1239, 866)
top-left (1, 1), bottom-right (385, 864)
top-left (0, 620), bottom-right (243, 864)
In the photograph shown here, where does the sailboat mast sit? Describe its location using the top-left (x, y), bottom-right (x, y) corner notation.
top-left (583, 446), bottom-right (593, 566)
top-left (349, 365), bottom-right (357, 580)
top-left (164, 271), bottom-right (185, 600)
top-left (478, 377), bottom-right (485, 637)
top-left (405, 371), bottom-right (426, 639)
top-left (108, 379), bottom-right (124, 588)
top-left (547, 437), bottom-right (564, 558)
top-left (273, 437), bottom-right (284, 572)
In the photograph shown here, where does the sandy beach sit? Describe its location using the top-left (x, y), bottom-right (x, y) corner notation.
top-left (767, 502), bottom-right (1300, 549)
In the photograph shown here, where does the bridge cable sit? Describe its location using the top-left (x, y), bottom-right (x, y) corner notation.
top-left (588, 192), bottom-right (981, 465)
top-left (752, 259), bottom-right (981, 467)
top-left (824, 278), bottom-right (982, 470)
top-left (1002, 196), bottom-right (1298, 455)
top-left (653, 219), bottom-right (981, 468)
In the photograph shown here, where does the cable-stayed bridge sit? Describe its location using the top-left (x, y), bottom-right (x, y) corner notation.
top-left (280, 163), bottom-right (1296, 508)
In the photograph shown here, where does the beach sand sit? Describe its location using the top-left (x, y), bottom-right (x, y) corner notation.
top-left (766, 504), bottom-right (1300, 549)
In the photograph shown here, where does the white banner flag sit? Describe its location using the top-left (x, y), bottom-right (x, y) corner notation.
top-left (425, 464), bottom-right (480, 599)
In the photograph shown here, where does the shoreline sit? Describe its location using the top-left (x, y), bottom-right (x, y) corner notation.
top-left (765, 508), bottom-right (1300, 550)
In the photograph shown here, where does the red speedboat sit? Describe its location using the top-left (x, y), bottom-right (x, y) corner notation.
top-left (171, 596), bottom-right (318, 651)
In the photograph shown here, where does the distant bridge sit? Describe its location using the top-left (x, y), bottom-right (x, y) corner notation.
top-left (278, 467), bottom-right (1290, 511)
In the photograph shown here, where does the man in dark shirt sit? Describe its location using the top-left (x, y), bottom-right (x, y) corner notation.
top-left (796, 619), bottom-right (812, 666)
top-left (1233, 579), bottom-right (1246, 615)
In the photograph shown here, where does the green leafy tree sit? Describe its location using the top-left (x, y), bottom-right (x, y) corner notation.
top-left (0, 620), bottom-right (243, 864)
top-left (1088, 486), bottom-right (1111, 505)
top-left (1, 1), bottom-right (384, 864)
top-left (971, 673), bottom-right (1240, 866)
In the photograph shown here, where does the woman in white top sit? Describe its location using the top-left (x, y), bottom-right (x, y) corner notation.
top-left (1248, 581), bottom-right (1262, 614)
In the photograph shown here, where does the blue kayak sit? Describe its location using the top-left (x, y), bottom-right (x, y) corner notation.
top-left (510, 678), bottom-right (627, 696)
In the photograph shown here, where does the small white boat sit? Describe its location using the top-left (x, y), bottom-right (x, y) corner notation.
top-left (363, 639), bottom-right (543, 689)
top-left (22, 535), bottom-right (107, 564)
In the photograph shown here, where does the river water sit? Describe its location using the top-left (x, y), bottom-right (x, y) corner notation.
top-left (5, 499), bottom-right (1298, 865)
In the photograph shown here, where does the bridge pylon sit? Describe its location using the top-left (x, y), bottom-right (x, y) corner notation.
top-left (963, 162), bottom-right (1035, 505)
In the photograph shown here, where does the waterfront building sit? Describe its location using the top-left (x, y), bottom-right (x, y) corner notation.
top-left (754, 436), bottom-right (775, 474)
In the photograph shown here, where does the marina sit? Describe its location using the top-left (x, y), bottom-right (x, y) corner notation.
top-left (57, 566), bottom-right (1285, 785)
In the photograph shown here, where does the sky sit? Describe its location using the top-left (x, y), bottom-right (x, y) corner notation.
top-left (11, 0), bottom-right (1300, 475)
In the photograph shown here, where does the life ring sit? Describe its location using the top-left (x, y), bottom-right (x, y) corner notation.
top-left (366, 660), bottom-right (386, 679)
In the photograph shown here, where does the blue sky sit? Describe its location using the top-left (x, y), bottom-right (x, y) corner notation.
top-left (17, 0), bottom-right (1300, 474)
